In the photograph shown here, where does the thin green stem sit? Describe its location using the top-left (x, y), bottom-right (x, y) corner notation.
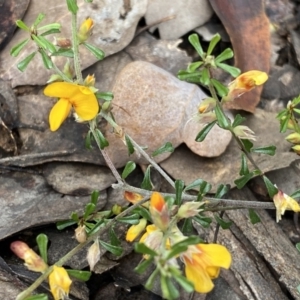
top-left (71, 12), bottom-right (83, 83)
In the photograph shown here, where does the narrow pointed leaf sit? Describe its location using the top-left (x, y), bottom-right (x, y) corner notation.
top-left (39, 23), bottom-right (61, 31)
top-left (235, 170), bottom-right (261, 189)
top-left (217, 63), bottom-right (241, 77)
top-left (91, 190), bottom-right (99, 206)
top-left (211, 78), bottom-right (228, 97)
top-left (36, 234), bottom-right (48, 264)
top-left (207, 33), bottom-right (221, 55)
top-left (56, 219), bottom-right (77, 230)
top-left (37, 36), bottom-right (57, 53)
top-left (40, 49), bottom-right (53, 69)
top-left (241, 139), bottom-right (253, 152)
top-left (33, 13), bottom-right (45, 27)
top-left (249, 209), bottom-right (261, 224)
top-left (16, 20), bottom-right (30, 31)
top-left (215, 48), bottom-right (234, 63)
top-left (122, 161), bottom-right (136, 179)
top-left (195, 120), bottom-right (217, 142)
top-left (200, 68), bottom-right (210, 85)
top-left (214, 184), bottom-right (230, 198)
top-left (193, 214), bottom-right (212, 228)
top-left (84, 203), bottom-right (96, 219)
top-left (10, 39), bottom-right (30, 57)
top-left (215, 215), bottom-right (232, 229)
top-left (95, 129), bottom-right (109, 149)
top-left (135, 242), bottom-right (157, 256)
top-left (117, 213), bottom-right (140, 224)
top-left (83, 42), bottom-right (105, 60)
top-left (263, 176), bottom-right (278, 198)
top-left (66, 0), bottom-right (78, 13)
top-left (173, 274), bottom-right (194, 293)
top-left (24, 295), bottom-right (48, 300)
top-left (215, 104), bottom-right (230, 129)
top-left (152, 142), bottom-right (174, 157)
top-left (67, 269), bottom-right (91, 281)
top-left (239, 153), bottom-right (249, 176)
top-left (17, 52), bottom-right (36, 71)
top-left (125, 135), bottom-right (135, 155)
top-left (175, 180), bottom-right (184, 206)
top-left (251, 145), bottom-right (276, 156)
top-left (164, 277), bottom-right (179, 300)
top-left (199, 181), bottom-right (212, 195)
top-left (99, 240), bottom-right (123, 256)
top-left (141, 165), bottom-right (153, 190)
top-left (40, 28), bottom-right (61, 36)
top-left (109, 226), bottom-right (121, 246)
top-left (51, 48), bottom-right (74, 57)
top-left (290, 189), bottom-right (300, 199)
top-left (184, 178), bottom-right (205, 191)
top-left (144, 268), bottom-right (159, 290)
top-left (85, 130), bottom-right (92, 149)
top-left (232, 114), bottom-right (246, 128)
top-left (188, 33), bottom-right (204, 58)
top-left (134, 256), bottom-right (154, 274)
top-left (182, 218), bottom-right (194, 235)
top-left (187, 61), bottom-right (203, 72)
top-left (95, 92), bottom-right (114, 101)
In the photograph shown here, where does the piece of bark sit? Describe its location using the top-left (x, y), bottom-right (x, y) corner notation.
top-left (210, 0), bottom-right (270, 112)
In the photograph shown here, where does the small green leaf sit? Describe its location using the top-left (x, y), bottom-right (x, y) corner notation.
top-left (109, 226), bottom-right (121, 246)
top-left (290, 189), bottom-right (300, 199)
top-left (71, 212), bottom-right (79, 222)
top-left (135, 242), bottom-right (157, 256)
top-left (165, 236), bottom-right (201, 259)
top-left (215, 48), bottom-right (234, 63)
top-left (56, 219), bottom-right (77, 230)
top-left (279, 114), bottom-right (290, 133)
top-left (177, 70), bottom-right (202, 83)
top-left (248, 209), bottom-right (261, 224)
top-left (95, 92), bottom-right (114, 101)
top-left (200, 68), bottom-right (210, 85)
top-left (141, 165), bottom-right (153, 190)
top-left (133, 206), bottom-right (151, 221)
top-left (67, 269), bottom-right (91, 281)
top-left (217, 63), bottom-right (241, 77)
top-left (10, 39), bottom-right (30, 57)
top-left (125, 135), bottom-right (135, 155)
top-left (24, 294), bottom-right (48, 300)
top-left (17, 52), bottom-right (36, 71)
top-left (215, 215), bottom-right (233, 229)
top-left (39, 23), bottom-right (61, 32)
top-left (188, 34), bottom-right (204, 58)
top-left (215, 104), bottom-right (230, 129)
top-left (66, 0), bottom-right (79, 13)
top-left (83, 42), bottom-right (105, 60)
top-left (152, 142), bottom-right (174, 157)
top-left (16, 20), bottom-right (30, 31)
top-left (85, 131), bottom-right (92, 149)
top-left (39, 49), bottom-right (53, 69)
top-left (214, 184), bottom-right (230, 198)
top-left (239, 153), bottom-right (249, 176)
top-left (187, 61), bottom-right (203, 72)
top-left (99, 240), bottom-right (123, 256)
top-left (36, 234), bottom-right (48, 264)
top-left (207, 33), bottom-right (221, 55)
top-left (195, 120), bottom-right (217, 142)
top-left (175, 180), bottom-right (185, 206)
top-left (33, 13), bottom-right (45, 27)
top-left (234, 171), bottom-right (257, 189)
top-left (144, 268), bottom-right (159, 290)
top-left (241, 139), bottom-right (253, 152)
top-left (84, 203), bottom-right (96, 219)
top-left (211, 79), bottom-right (228, 97)
top-left (95, 129), bottom-right (109, 149)
top-left (232, 114), bottom-right (246, 128)
top-left (122, 161), bottom-right (136, 179)
top-left (251, 145), bottom-right (276, 156)
top-left (162, 276), bottom-right (179, 300)
top-left (134, 256), bottom-right (154, 274)
top-left (117, 213), bottom-right (140, 225)
top-left (184, 178), bottom-right (205, 191)
top-left (296, 243), bottom-right (300, 253)
top-left (173, 274), bottom-right (194, 293)
top-left (199, 181), bottom-right (212, 195)
top-left (181, 218), bottom-right (194, 235)
top-left (51, 48), bottom-right (74, 58)
top-left (37, 36), bottom-right (57, 53)
top-left (263, 176), bottom-right (278, 198)
top-left (90, 190), bottom-right (99, 206)
top-left (40, 28), bottom-right (61, 36)
top-left (193, 214), bottom-right (212, 228)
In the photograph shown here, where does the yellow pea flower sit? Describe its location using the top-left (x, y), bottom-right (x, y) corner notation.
top-left (44, 82), bottom-right (99, 131)
top-left (273, 189), bottom-right (300, 222)
top-left (49, 266), bottom-right (72, 300)
top-left (181, 243), bottom-right (231, 293)
top-left (77, 18), bottom-right (94, 43)
top-left (224, 70), bottom-right (268, 102)
top-left (126, 218), bottom-right (147, 242)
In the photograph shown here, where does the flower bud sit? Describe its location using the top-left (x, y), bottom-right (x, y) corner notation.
top-left (77, 18), bottom-right (93, 43)
top-left (75, 225), bottom-right (87, 243)
top-left (286, 132), bottom-right (300, 144)
top-left (177, 202), bottom-right (204, 219)
top-left (292, 145), bottom-right (300, 155)
top-left (198, 98), bottom-right (216, 114)
top-left (84, 74), bottom-right (96, 86)
top-left (10, 241), bottom-right (48, 273)
top-left (87, 239), bottom-right (101, 271)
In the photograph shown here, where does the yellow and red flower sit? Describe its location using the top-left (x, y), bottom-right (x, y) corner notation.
top-left (273, 189), bottom-right (300, 222)
top-left (181, 243), bottom-right (231, 293)
top-left (44, 82), bottom-right (99, 131)
top-left (224, 70), bottom-right (268, 102)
